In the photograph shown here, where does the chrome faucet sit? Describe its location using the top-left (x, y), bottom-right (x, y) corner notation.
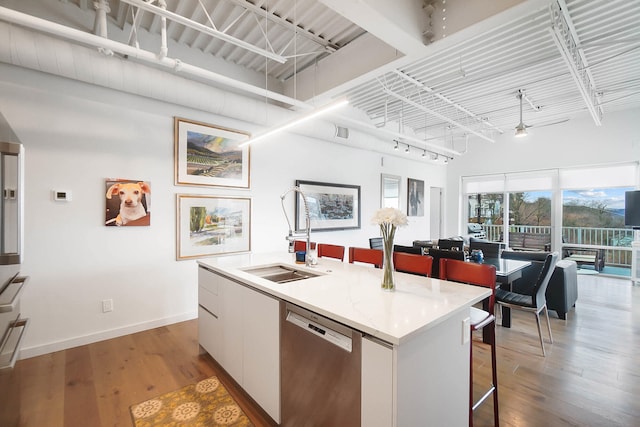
top-left (281, 186), bottom-right (313, 267)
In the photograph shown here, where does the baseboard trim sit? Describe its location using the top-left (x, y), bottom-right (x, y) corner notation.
top-left (18, 311), bottom-right (197, 360)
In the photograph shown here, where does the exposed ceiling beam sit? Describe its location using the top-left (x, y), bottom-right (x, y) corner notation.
top-left (118, 0), bottom-right (287, 63)
top-left (382, 88), bottom-right (496, 143)
top-left (549, 1), bottom-right (603, 125)
top-left (226, 0), bottom-right (338, 52)
top-left (319, 0), bottom-right (427, 56)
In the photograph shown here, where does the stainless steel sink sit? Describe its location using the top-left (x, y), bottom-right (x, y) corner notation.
top-left (243, 265), bottom-right (321, 284)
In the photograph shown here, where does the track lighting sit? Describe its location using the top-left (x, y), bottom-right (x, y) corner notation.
top-left (422, 150), bottom-right (426, 158)
top-left (394, 141), bottom-right (399, 150)
top-left (405, 144), bottom-right (410, 153)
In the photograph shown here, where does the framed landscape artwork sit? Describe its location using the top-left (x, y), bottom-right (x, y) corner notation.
top-left (407, 178), bottom-right (425, 217)
top-left (174, 117), bottom-right (251, 188)
top-left (295, 180), bottom-right (361, 232)
top-left (176, 194), bottom-right (251, 260)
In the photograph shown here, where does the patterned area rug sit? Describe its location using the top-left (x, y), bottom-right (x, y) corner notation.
top-left (130, 376), bottom-right (254, 426)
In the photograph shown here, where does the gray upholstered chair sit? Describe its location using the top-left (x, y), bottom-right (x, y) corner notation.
top-left (437, 238), bottom-right (464, 251)
top-left (369, 237), bottom-right (383, 250)
top-left (469, 237), bottom-right (505, 259)
top-left (496, 252), bottom-right (559, 356)
top-left (501, 250), bottom-right (578, 319)
top-left (393, 244), bottom-right (423, 255)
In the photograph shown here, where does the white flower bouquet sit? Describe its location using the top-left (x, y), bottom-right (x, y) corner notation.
top-left (371, 207), bottom-right (408, 290)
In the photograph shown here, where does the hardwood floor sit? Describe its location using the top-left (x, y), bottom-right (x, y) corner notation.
top-left (0, 320), bottom-right (277, 427)
top-left (474, 274), bottom-right (640, 426)
top-left (1, 274), bottom-right (638, 426)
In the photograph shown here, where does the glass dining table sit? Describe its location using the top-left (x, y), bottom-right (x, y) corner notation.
top-left (474, 257), bottom-right (531, 329)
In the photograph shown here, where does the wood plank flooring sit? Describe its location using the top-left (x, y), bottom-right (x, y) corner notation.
top-left (0, 320), bottom-right (276, 427)
top-left (474, 274), bottom-right (640, 426)
top-left (1, 274), bottom-right (638, 426)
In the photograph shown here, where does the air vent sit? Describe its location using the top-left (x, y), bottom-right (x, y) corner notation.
top-left (335, 126), bottom-right (349, 139)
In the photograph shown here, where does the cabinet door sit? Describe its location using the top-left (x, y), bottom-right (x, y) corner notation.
top-left (198, 268), bottom-right (221, 360)
top-left (219, 276), bottom-right (244, 384)
top-left (243, 288), bottom-right (281, 423)
top-left (198, 305), bottom-right (220, 360)
top-left (362, 336), bottom-right (393, 427)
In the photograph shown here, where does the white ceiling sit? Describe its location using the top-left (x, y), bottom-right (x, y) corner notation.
top-left (1, 0), bottom-right (639, 156)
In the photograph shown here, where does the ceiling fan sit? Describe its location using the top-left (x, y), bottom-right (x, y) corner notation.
top-left (514, 89), bottom-right (529, 137)
top-left (514, 89), bottom-right (569, 137)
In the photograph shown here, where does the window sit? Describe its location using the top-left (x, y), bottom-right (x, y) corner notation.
top-left (463, 162), bottom-right (638, 276)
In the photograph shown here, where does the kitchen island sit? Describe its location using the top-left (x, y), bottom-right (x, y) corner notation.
top-left (198, 252), bottom-right (491, 427)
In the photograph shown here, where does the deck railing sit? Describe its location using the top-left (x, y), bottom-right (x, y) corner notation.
top-left (480, 224), bottom-right (633, 267)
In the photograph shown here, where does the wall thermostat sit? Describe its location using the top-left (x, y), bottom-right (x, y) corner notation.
top-left (53, 190), bottom-right (72, 201)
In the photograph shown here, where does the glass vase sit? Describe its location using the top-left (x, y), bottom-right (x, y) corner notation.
top-left (381, 239), bottom-right (395, 291)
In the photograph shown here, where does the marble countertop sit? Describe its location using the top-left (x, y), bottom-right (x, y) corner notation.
top-left (198, 252), bottom-right (491, 345)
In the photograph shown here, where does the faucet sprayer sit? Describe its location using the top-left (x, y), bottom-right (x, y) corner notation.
top-left (280, 186), bottom-right (313, 266)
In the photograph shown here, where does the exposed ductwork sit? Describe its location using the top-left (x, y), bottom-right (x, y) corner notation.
top-left (0, 7), bottom-right (453, 162)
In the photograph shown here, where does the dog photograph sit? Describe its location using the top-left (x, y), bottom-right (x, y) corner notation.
top-left (105, 179), bottom-right (151, 226)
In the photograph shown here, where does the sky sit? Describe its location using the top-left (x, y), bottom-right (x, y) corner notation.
top-left (524, 187), bottom-right (634, 210)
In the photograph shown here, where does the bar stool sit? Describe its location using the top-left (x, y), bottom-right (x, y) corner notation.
top-left (317, 243), bottom-right (345, 261)
top-left (440, 258), bottom-right (499, 427)
top-left (393, 252), bottom-right (433, 276)
top-left (348, 247), bottom-right (382, 267)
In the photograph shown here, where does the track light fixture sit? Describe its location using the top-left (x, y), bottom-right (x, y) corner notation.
top-left (389, 139), bottom-right (453, 163)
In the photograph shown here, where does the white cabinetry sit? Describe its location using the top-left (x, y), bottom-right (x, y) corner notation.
top-left (361, 336), bottom-right (393, 427)
top-left (198, 267), bottom-right (221, 361)
top-left (198, 266), bottom-right (281, 423)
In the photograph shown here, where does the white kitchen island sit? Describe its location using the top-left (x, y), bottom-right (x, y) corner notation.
top-left (198, 252), bottom-right (491, 427)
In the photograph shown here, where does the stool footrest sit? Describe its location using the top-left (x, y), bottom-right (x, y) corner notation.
top-left (472, 385), bottom-right (496, 412)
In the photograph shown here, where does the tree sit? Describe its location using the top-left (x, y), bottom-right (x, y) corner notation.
top-left (190, 206), bottom-right (207, 233)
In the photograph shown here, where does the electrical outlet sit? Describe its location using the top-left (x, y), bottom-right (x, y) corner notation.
top-left (102, 299), bottom-right (113, 313)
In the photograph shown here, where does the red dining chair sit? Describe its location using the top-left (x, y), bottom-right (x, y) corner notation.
top-left (439, 258), bottom-right (499, 427)
top-left (348, 247), bottom-right (383, 267)
top-left (317, 243), bottom-right (345, 261)
top-left (293, 240), bottom-right (316, 252)
top-left (393, 252), bottom-right (433, 276)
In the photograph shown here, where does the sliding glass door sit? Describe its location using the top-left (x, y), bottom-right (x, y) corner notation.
top-left (462, 162), bottom-right (638, 277)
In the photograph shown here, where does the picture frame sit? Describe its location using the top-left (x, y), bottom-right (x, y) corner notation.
top-left (407, 178), bottom-right (425, 217)
top-left (381, 174), bottom-right (401, 209)
top-left (176, 194), bottom-right (251, 260)
top-left (295, 180), bottom-right (361, 232)
top-left (174, 117), bottom-right (251, 188)
top-left (105, 178), bottom-right (151, 226)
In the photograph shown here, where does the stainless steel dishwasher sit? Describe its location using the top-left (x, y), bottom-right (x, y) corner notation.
top-left (281, 302), bottom-right (362, 427)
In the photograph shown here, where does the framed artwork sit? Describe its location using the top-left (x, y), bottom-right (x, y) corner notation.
top-left (381, 174), bottom-right (401, 209)
top-left (176, 194), bottom-right (251, 260)
top-left (295, 180), bottom-right (361, 232)
top-left (105, 179), bottom-right (151, 226)
top-left (174, 117), bottom-right (251, 188)
top-left (407, 178), bottom-right (425, 217)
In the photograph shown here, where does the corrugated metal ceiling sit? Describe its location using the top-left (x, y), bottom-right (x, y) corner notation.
top-left (3, 0), bottom-right (639, 152)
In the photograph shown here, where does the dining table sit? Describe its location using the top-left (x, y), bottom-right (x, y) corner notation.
top-left (479, 256), bottom-right (531, 329)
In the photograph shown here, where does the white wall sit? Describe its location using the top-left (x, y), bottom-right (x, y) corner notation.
top-left (444, 109), bottom-right (640, 237)
top-left (0, 64), bottom-right (445, 358)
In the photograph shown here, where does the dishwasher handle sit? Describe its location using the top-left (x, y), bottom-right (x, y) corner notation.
top-left (286, 310), bottom-right (353, 352)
